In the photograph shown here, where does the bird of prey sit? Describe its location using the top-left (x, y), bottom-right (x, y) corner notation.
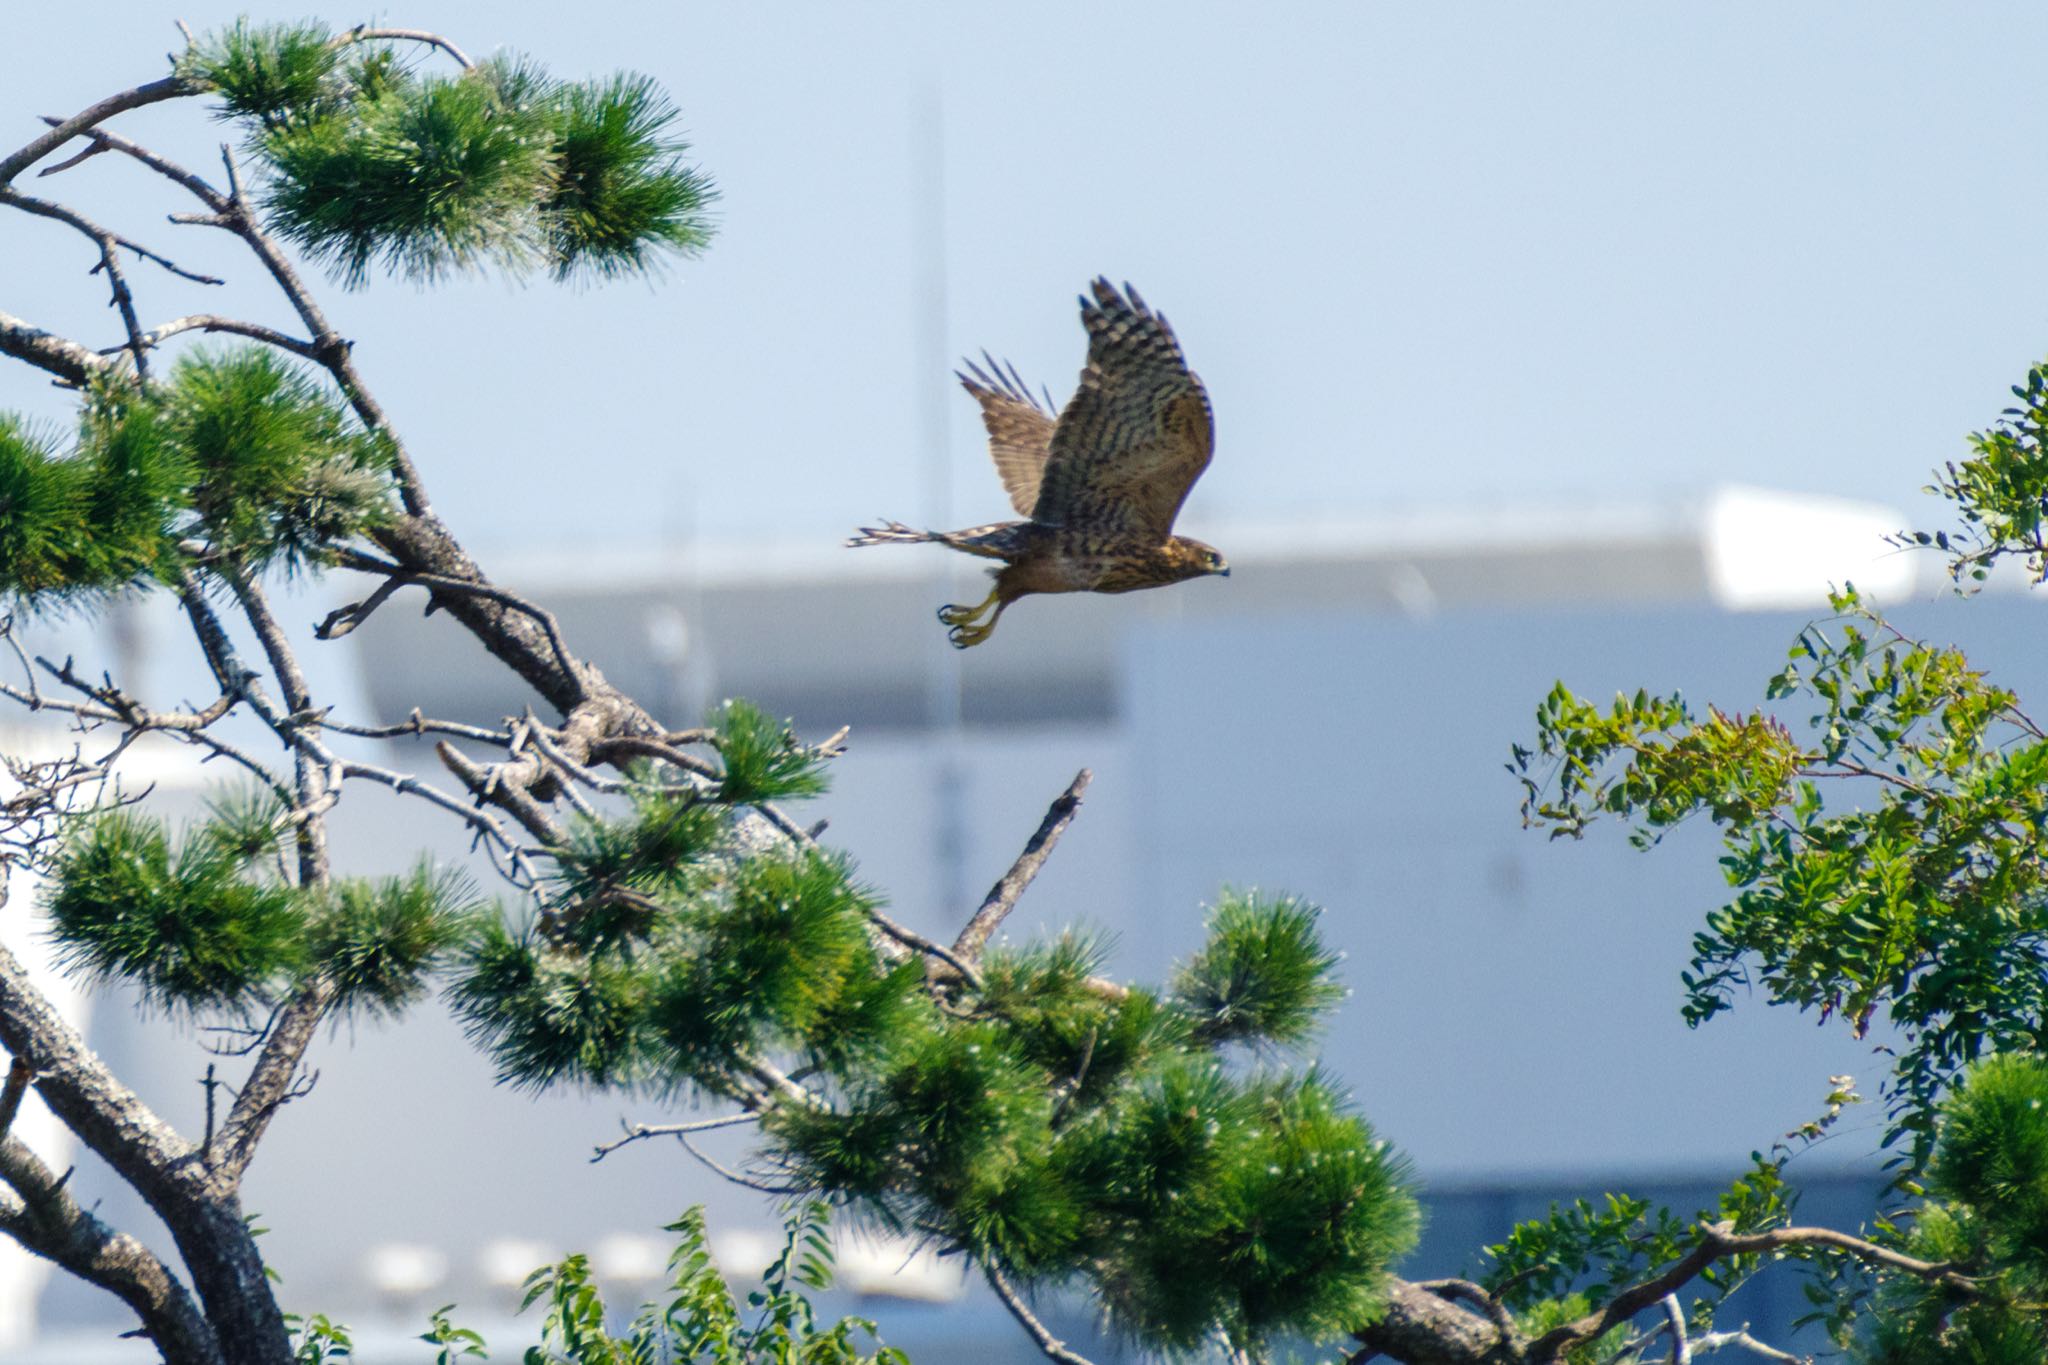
top-left (848, 278), bottom-right (1229, 648)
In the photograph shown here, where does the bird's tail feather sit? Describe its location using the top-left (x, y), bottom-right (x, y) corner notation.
top-left (846, 519), bottom-right (940, 548)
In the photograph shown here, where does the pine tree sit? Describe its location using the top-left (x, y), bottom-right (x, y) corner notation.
top-left (6, 16), bottom-right (2048, 1365)
top-left (0, 19), bottom-right (1412, 1365)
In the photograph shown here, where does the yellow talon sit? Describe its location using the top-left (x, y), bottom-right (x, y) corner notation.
top-left (937, 587), bottom-right (1000, 628)
top-left (948, 619), bottom-right (998, 648)
top-left (939, 587), bottom-right (1007, 647)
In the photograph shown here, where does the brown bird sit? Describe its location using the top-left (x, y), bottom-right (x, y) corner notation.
top-left (849, 278), bottom-right (1229, 647)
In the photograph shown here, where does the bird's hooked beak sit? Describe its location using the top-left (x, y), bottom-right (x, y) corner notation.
top-left (1217, 565), bottom-right (1231, 578)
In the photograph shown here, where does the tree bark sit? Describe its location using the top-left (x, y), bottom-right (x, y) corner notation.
top-left (0, 940), bottom-right (291, 1360)
top-left (1355, 1280), bottom-right (1524, 1365)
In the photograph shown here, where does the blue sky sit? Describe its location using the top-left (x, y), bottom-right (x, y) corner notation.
top-left (6, 5), bottom-right (2048, 556)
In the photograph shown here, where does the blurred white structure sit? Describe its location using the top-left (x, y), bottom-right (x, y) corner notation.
top-left (834, 1232), bottom-right (963, 1304)
top-left (364, 1243), bottom-right (448, 1303)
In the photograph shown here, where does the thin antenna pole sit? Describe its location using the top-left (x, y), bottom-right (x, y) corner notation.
top-left (911, 78), bottom-right (969, 919)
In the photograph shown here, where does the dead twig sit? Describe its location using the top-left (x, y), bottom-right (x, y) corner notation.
top-left (315, 572), bottom-right (413, 640)
top-left (983, 1263), bottom-right (1101, 1365)
top-left (866, 908), bottom-right (983, 988)
top-left (0, 188), bottom-right (158, 374)
top-left (114, 315), bottom-right (312, 359)
top-left (1687, 1324), bottom-right (1804, 1362)
top-left (334, 25), bottom-right (475, 69)
top-left (311, 708), bottom-right (512, 745)
top-left (674, 1131), bottom-right (803, 1196)
top-left (334, 550), bottom-right (579, 678)
top-left (0, 75), bottom-right (194, 187)
top-left (1661, 1294), bottom-right (1692, 1365)
top-left (584, 732), bottom-right (722, 782)
top-left (955, 769), bottom-right (1091, 961)
top-left (591, 1111), bottom-right (759, 1162)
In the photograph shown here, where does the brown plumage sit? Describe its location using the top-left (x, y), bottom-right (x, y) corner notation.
top-left (848, 278), bottom-right (1229, 647)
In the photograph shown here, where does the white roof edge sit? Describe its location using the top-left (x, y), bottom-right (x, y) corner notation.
top-left (472, 484), bottom-right (1918, 595)
top-left (1699, 484), bottom-right (1917, 610)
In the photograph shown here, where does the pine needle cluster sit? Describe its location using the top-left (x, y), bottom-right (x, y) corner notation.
top-left (47, 800), bottom-right (476, 1020)
top-left (179, 21), bottom-right (717, 287)
top-left (156, 349), bottom-right (393, 573)
top-left (450, 737), bottom-right (1420, 1362)
top-left (1851, 1053), bottom-right (2048, 1362)
top-left (0, 352), bottom-right (393, 607)
top-left (0, 406), bottom-right (184, 603)
top-left (768, 906), bottom-right (1417, 1354)
top-left (450, 703), bottom-right (867, 1091)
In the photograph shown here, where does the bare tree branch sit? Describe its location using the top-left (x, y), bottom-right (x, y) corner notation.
top-left (38, 119), bottom-right (229, 212)
top-left (955, 769), bottom-right (1091, 962)
top-left (1688, 1325), bottom-right (1803, 1362)
top-left (1417, 1279), bottom-right (1518, 1342)
top-left (0, 1134), bottom-right (220, 1363)
top-left (1530, 1220), bottom-right (1981, 1361)
top-left (334, 25), bottom-right (475, 69)
top-left (312, 708), bottom-right (512, 745)
top-left (0, 305), bottom-right (108, 385)
top-left (867, 908), bottom-right (983, 987)
top-left (120, 315), bottom-right (316, 359)
top-left (1661, 1295), bottom-right (1691, 1365)
top-left (585, 732), bottom-right (722, 780)
top-left (437, 739), bottom-right (563, 845)
top-left (314, 570), bottom-right (414, 639)
top-left (983, 1264), bottom-right (1102, 1365)
top-left (0, 75), bottom-right (194, 186)
top-left (206, 983), bottom-right (331, 1185)
top-left (35, 653), bottom-right (236, 732)
top-left (0, 188), bottom-right (194, 375)
top-left (674, 1130), bottom-right (803, 1195)
top-left (221, 567), bottom-right (326, 881)
top-left (0, 1057), bottom-right (28, 1142)
top-left (32, 140), bottom-right (109, 178)
top-left (592, 1110), bottom-right (759, 1162)
top-left (179, 572), bottom-right (340, 1182)
top-left (1353, 1278), bottom-right (1522, 1365)
top-left (2, 658), bottom-right (287, 803)
top-left (0, 938), bottom-right (195, 1206)
top-left (333, 549), bottom-right (582, 680)
top-left (56, 118), bottom-right (439, 522)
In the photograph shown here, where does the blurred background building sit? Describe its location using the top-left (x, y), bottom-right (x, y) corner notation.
top-left (10, 484), bottom-right (2018, 1359)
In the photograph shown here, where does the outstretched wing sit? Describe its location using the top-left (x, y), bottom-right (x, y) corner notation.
top-left (958, 354), bottom-right (1057, 518)
top-left (1031, 278), bottom-right (1214, 539)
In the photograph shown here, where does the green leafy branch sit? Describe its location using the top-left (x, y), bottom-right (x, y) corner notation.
top-left (1514, 587), bottom-right (2048, 1162)
top-left (519, 1204), bottom-right (908, 1365)
top-left (1914, 357), bottom-right (2048, 586)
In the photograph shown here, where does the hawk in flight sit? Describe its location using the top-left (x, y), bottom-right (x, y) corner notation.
top-left (849, 278), bottom-right (1229, 647)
